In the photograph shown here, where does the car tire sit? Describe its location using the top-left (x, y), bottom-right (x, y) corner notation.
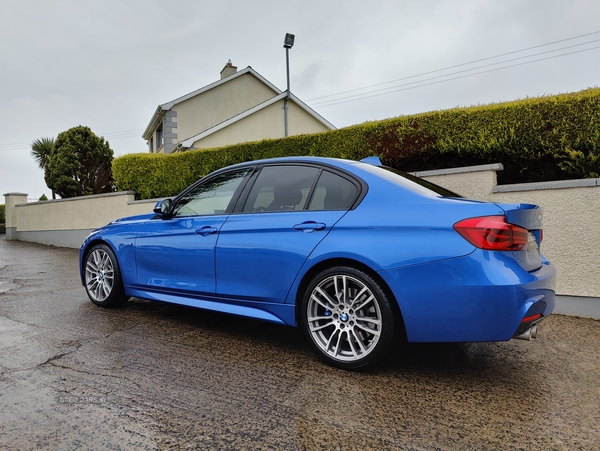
top-left (300, 266), bottom-right (396, 370)
top-left (84, 244), bottom-right (130, 307)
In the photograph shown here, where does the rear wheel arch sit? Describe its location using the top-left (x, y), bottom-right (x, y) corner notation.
top-left (295, 258), bottom-right (407, 341)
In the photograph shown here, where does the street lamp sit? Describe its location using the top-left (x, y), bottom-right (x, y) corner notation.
top-left (283, 33), bottom-right (295, 137)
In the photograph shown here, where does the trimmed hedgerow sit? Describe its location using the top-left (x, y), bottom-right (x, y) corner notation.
top-left (114, 88), bottom-right (600, 199)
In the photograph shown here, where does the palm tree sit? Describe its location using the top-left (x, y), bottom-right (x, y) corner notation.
top-left (31, 137), bottom-right (56, 199)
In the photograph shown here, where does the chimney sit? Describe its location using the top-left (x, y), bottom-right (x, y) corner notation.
top-left (220, 60), bottom-right (237, 79)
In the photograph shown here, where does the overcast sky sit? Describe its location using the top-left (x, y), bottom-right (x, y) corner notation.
top-left (1, 0), bottom-right (599, 200)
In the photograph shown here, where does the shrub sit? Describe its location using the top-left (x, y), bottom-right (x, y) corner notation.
top-left (46, 126), bottom-right (114, 198)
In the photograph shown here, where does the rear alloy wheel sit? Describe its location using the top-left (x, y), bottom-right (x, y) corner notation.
top-left (301, 266), bottom-right (395, 370)
top-left (84, 244), bottom-right (129, 307)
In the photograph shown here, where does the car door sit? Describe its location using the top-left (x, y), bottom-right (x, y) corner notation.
top-left (134, 168), bottom-right (251, 295)
top-left (216, 165), bottom-right (360, 303)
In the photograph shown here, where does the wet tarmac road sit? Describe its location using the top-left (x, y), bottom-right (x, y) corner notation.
top-left (0, 236), bottom-right (599, 450)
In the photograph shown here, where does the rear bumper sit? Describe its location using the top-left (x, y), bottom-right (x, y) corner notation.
top-left (380, 251), bottom-right (556, 343)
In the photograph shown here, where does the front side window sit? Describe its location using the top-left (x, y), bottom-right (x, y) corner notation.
top-left (243, 165), bottom-right (320, 213)
top-left (173, 169), bottom-right (250, 217)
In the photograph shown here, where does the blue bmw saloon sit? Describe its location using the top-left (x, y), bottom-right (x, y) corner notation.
top-left (80, 156), bottom-right (556, 369)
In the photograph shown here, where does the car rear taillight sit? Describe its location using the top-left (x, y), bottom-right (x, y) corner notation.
top-left (453, 216), bottom-right (529, 251)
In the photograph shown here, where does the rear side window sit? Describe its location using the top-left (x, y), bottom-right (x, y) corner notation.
top-left (308, 170), bottom-right (358, 210)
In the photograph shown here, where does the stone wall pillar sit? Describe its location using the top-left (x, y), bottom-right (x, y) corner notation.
top-left (3, 193), bottom-right (28, 240)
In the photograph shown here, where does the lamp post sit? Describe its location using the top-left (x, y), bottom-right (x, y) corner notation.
top-left (283, 33), bottom-right (295, 137)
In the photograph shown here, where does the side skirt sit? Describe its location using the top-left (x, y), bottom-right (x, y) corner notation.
top-left (125, 286), bottom-right (297, 326)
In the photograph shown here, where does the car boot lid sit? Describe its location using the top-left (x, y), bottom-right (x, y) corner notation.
top-left (495, 203), bottom-right (543, 230)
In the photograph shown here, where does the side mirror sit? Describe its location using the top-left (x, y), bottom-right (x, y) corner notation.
top-left (153, 199), bottom-right (172, 217)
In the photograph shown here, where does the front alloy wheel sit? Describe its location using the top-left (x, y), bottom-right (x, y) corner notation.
top-left (84, 244), bottom-right (129, 307)
top-left (301, 267), bottom-right (395, 370)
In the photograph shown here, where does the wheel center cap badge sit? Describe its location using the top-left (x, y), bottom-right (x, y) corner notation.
top-left (340, 313), bottom-right (349, 322)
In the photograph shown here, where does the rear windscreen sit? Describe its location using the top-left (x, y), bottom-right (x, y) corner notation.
top-left (366, 165), bottom-right (462, 198)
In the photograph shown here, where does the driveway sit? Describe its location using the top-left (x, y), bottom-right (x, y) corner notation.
top-left (0, 236), bottom-right (598, 450)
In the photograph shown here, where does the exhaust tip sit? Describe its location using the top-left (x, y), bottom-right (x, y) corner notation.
top-left (513, 325), bottom-right (539, 341)
top-left (530, 325), bottom-right (538, 339)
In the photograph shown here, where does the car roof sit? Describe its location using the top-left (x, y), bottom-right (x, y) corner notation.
top-left (225, 156), bottom-right (370, 172)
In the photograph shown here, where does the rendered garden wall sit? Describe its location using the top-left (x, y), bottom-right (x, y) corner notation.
top-left (5, 164), bottom-right (600, 298)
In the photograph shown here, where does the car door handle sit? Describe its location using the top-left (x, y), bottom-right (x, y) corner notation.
top-left (293, 221), bottom-right (326, 233)
top-left (195, 226), bottom-right (218, 236)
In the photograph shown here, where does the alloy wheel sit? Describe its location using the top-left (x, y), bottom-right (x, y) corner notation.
top-left (306, 273), bottom-right (383, 363)
top-left (85, 248), bottom-right (116, 303)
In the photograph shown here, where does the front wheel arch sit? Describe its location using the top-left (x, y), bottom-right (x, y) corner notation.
top-left (83, 242), bottom-right (130, 307)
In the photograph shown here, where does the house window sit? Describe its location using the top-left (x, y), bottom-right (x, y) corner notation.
top-left (156, 123), bottom-right (164, 149)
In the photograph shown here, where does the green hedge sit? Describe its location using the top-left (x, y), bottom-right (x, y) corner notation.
top-left (0, 204), bottom-right (5, 225)
top-left (113, 129), bottom-right (373, 199)
top-left (114, 88), bottom-right (600, 199)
